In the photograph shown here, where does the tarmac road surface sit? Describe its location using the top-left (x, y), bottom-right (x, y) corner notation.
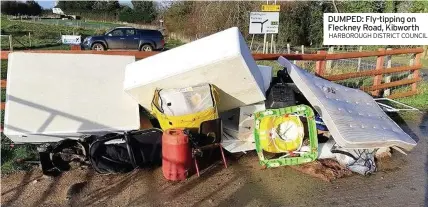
top-left (1, 113), bottom-right (427, 207)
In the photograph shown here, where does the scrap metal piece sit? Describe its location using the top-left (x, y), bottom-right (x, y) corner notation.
top-left (374, 98), bottom-right (420, 113)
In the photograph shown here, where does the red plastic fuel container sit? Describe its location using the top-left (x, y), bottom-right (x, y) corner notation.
top-left (162, 129), bottom-right (192, 181)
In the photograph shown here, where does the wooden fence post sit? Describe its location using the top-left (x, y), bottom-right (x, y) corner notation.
top-left (326, 46), bottom-right (334, 73)
top-left (273, 41), bottom-right (276, 53)
top-left (423, 45), bottom-right (427, 58)
top-left (373, 48), bottom-right (385, 97)
top-left (293, 51), bottom-right (299, 65)
top-left (249, 34), bottom-right (255, 51)
top-left (407, 54), bottom-right (415, 82)
top-left (263, 34), bottom-right (267, 54)
top-left (301, 45), bottom-right (304, 54)
top-left (270, 35), bottom-right (274, 54)
top-left (9, 35), bottom-right (13, 51)
top-left (315, 50), bottom-right (327, 76)
top-left (265, 42), bottom-right (269, 54)
top-left (412, 52), bottom-right (422, 92)
top-left (383, 48), bottom-right (392, 97)
top-left (357, 46), bottom-right (363, 71)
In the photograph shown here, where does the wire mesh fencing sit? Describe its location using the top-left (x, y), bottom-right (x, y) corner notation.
top-left (27, 18), bottom-right (123, 31)
top-left (0, 35), bottom-right (12, 51)
top-left (323, 54), bottom-right (417, 97)
top-left (0, 33), bottom-right (62, 50)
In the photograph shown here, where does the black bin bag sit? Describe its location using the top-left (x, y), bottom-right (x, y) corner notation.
top-left (89, 129), bottom-right (163, 174)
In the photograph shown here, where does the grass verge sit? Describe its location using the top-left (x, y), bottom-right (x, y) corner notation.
top-left (1, 17), bottom-right (97, 50)
top-left (1, 143), bottom-right (38, 175)
top-left (164, 38), bottom-right (185, 49)
top-left (1, 59), bottom-right (39, 175)
top-left (396, 81), bottom-right (428, 111)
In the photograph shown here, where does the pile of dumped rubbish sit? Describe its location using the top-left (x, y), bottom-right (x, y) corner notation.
top-left (3, 27), bottom-right (417, 181)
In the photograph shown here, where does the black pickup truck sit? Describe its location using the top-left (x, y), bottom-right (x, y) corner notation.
top-left (82, 27), bottom-right (164, 51)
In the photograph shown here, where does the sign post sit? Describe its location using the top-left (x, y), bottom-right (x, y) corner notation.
top-left (250, 34), bottom-right (255, 51)
top-left (249, 12), bottom-right (279, 34)
top-left (263, 34), bottom-right (267, 53)
top-left (249, 2), bottom-right (280, 54)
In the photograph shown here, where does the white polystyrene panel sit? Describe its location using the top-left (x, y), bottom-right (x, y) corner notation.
top-left (220, 102), bottom-right (265, 153)
top-left (124, 27), bottom-right (265, 112)
top-left (222, 139), bottom-right (256, 153)
top-left (257, 65), bottom-right (273, 93)
top-left (4, 53), bottom-right (140, 143)
top-left (278, 57), bottom-right (416, 151)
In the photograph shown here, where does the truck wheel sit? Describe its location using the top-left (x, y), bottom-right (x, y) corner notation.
top-left (140, 44), bottom-right (153, 51)
top-left (92, 43), bottom-right (105, 51)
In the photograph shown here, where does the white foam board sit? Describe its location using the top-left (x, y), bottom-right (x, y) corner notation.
top-left (4, 53), bottom-right (140, 143)
top-left (222, 139), bottom-right (256, 153)
top-left (257, 65), bottom-right (273, 93)
top-left (278, 57), bottom-right (416, 151)
top-left (221, 102), bottom-right (265, 142)
top-left (220, 102), bottom-right (265, 153)
top-left (124, 27), bottom-right (266, 112)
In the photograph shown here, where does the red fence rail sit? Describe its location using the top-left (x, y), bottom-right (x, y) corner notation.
top-left (0, 48), bottom-right (423, 109)
top-left (1, 48), bottom-right (423, 61)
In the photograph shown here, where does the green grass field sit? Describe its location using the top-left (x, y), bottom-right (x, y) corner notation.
top-left (36, 18), bottom-right (123, 30)
top-left (1, 17), bottom-right (183, 51)
top-left (421, 57), bottom-right (428, 67)
top-left (164, 38), bottom-right (185, 49)
top-left (1, 17), bottom-right (99, 50)
top-left (397, 82), bottom-right (428, 111)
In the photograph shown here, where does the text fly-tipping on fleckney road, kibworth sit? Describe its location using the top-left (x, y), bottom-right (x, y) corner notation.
top-left (323, 13), bottom-right (428, 45)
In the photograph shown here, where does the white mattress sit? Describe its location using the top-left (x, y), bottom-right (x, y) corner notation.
top-left (124, 27), bottom-right (266, 112)
top-left (278, 57), bottom-right (416, 151)
top-left (4, 53), bottom-right (140, 143)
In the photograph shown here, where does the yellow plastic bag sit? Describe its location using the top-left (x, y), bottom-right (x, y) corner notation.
top-left (258, 115), bottom-right (304, 153)
top-left (151, 84), bottom-right (219, 131)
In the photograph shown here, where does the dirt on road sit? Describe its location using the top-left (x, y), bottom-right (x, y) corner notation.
top-left (1, 113), bottom-right (427, 207)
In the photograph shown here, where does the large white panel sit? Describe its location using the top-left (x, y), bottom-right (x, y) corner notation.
top-left (4, 53), bottom-right (140, 143)
top-left (278, 57), bottom-right (416, 151)
top-left (124, 27), bottom-right (265, 112)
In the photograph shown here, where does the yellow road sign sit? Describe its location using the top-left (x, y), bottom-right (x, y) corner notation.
top-left (261, 5), bottom-right (280, 12)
